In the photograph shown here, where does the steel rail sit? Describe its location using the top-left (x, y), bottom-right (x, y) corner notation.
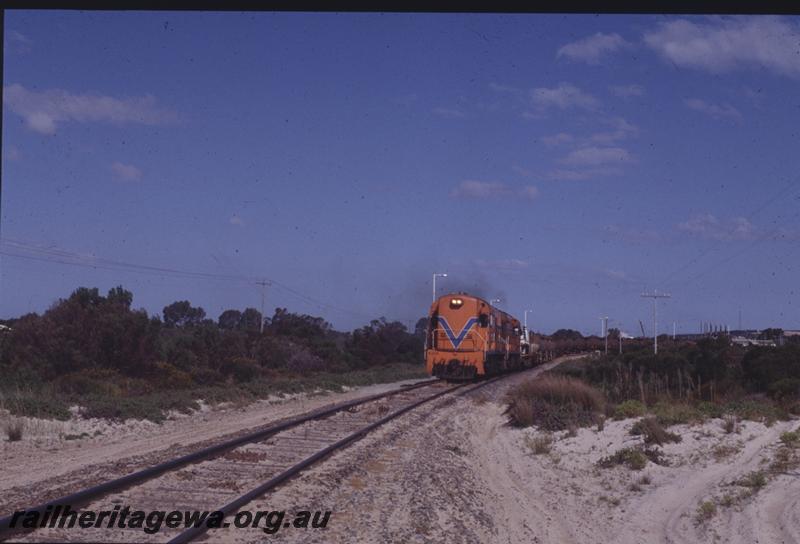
top-left (169, 376), bottom-right (505, 543)
top-left (0, 378), bottom-right (439, 539)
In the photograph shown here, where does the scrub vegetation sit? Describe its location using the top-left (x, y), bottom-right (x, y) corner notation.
top-left (0, 286), bottom-right (428, 422)
top-left (550, 338), bottom-right (800, 426)
top-left (505, 375), bottom-right (605, 431)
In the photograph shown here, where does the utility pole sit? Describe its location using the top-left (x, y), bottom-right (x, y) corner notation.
top-left (524, 309), bottom-right (533, 343)
top-left (672, 321), bottom-right (676, 340)
top-left (641, 290), bottom-right (671, 355)
top-left (600, 316), bottom-right (608, 355)
top-left (256, 280), bottom-right (271, 334)
top-left (432, 273), bottom-right (447, 302)
top-left (619, 332), bottom-right (623, 354)
top-left (738, 308), bottom-right (742, 331)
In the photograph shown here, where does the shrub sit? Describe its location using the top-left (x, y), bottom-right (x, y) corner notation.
top-left (4, 419), bottom-right (24, 441)
top-left (721, 414), bottom-right (739, 434)
top-left (566, 425), bottom-right (578, 438)
top-left (597, 447), bottom-right (648, 470)
top-left (221, 357), bottom-right (261, 383)
top-left (81, 390), bottom-right (200, 422)
top-left (695, 500), bottom-right (716, 523)
top-left (630, 417), bottom-right (682, 445)
top-left (151, 361), bottom-right (195, 390)
top-left (767, 378), bottom-right (800, 399)
top-left (525, 433), bottom-right (554, 455)
top-left (771, 446), bottom-right (800, 473)
top-left (725, 397), bottom-right (788, 425)
top-left (780, 430), bottom-right (800, 446)
top-left (697, 401), bottom-right (724, 418)
top-left (506, 375), bottom-right (605, 431)
top-left (58, 369), bottom-right (125, 397)
top-left (614, 399), bottom-right (646, 420)
top-left (0, 391), bottom-right (71, 421)
top-left (736, 470), bottom-right (767, 490)
top-left (712, 444), bottom-right (740, 461)
top-left (651, 401), bottom-right (704, 426)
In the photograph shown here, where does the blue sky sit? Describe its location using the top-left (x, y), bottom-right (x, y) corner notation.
top-left (3, 12), bottom-right (800, 335)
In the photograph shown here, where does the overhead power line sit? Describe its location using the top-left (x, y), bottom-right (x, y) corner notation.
top-left (659, 178), bottom-right (800, 287)
top-left (0, 237), bottom-right (418, 324)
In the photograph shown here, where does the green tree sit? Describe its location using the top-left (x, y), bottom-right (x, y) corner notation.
top-left (414, 317), bottom-right (428, 339)
top-left (106, 286), bottom-right (133, 309)
top-left (163, 301), bottom-right (206, 328)
top-left (239, 308), bottom-right (263, 332)
top-left (218, 309), bottom-right (242, 330)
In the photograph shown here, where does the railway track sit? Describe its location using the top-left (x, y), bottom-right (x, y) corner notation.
top-left (0, 375), bottom-right (509, 543)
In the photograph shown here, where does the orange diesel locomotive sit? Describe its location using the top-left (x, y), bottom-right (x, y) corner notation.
top-left (424, 293), bottom-right (534, 380)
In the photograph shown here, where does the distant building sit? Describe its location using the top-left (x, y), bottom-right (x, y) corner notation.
top-left (730, 336), bottom-right (776, 348)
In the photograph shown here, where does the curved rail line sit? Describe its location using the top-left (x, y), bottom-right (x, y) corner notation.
top-left (1, 373), bottom-right (513, 543)
top-left (0, 379), bottom-right (438, 540)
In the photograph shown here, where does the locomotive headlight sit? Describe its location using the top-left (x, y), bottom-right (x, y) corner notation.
top-left (449, 298), bottom-right (464, 308)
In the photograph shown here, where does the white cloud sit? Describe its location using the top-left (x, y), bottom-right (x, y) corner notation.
top-left (644, 16), bottom-right (800, 78)
top-left (603, 224), bottom-right (662, 243)
top-left (609, 84), bottom-right (644, 98)
top-left (684, 98), bottom-right (743, 121)
top-left (473, 258), bottom-right (530, 271)
top-left (432, 107), bottom-right (465, 119)
top-left (111, 162), bottom-right (142, 181)
top-left (450, 180), bottom-right (538, 201)
top-left (6, 30), bottom-right (32, 53)
top-left (589, 117), bottom-right (639, 144)
top-left (229, 215), bottom-right (245, 227)
top-left (540, 132), bottom-right (574, 146)
top-left (557, 32), bottom-right (631, 64)
top-left (546, 168), bottom-right (620, 181)
top-left (677, 213), bottom-right (756, 241)
top-left (3, 84), bottom-right (179, 135)
top-left (488, 82), bottom-right (522, 94)
top-left (560, 146), bottom-right (634, 167)
top-left (547, 169), bottom-right (595, 181)
top-left (512, 165), bottom-right (534, 177)
top-left (530, 83), bottom-right (599, 111)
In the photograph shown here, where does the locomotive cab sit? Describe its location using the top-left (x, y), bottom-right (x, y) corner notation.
top-left (425, 292), bottom-right (525, 380)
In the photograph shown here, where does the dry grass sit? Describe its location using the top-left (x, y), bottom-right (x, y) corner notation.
top-left (712, 443), bottom-right (741, 461)
top-left (771, 430), bottom-right (800, 474)
top-left (525, 433), bottom-right (554, 455)
top-left (780, 430), bottom-right (800, 446)
top-left (4, 418), bottom-right (24, 441)
top-left (736, 470), bottom-right (767, 490)
top-left (506, 375), bottom-right (605, 431)
top-left (695, 500), bottom-right (717, 523)
top-left (599, 495), bottom-right (621, 506)
top-left (613, 399), bottom-right (647, 420)
top-left (597, 447), bottom-right (648, 470)
top-left (722, 415), bottom-right (739, 434)
top-left (630, 417), bottom-right (682, 446)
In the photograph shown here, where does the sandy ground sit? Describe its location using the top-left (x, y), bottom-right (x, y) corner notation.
top-left (204, 358), bottom-right (800, 544)
top-left (5, 361), bottom-right (800, 543)
top-left (0, 378), bottom-right (430, 505)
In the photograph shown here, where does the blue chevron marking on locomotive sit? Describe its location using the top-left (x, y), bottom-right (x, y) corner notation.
top-left (437, 316), bottom-right (478, 349)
